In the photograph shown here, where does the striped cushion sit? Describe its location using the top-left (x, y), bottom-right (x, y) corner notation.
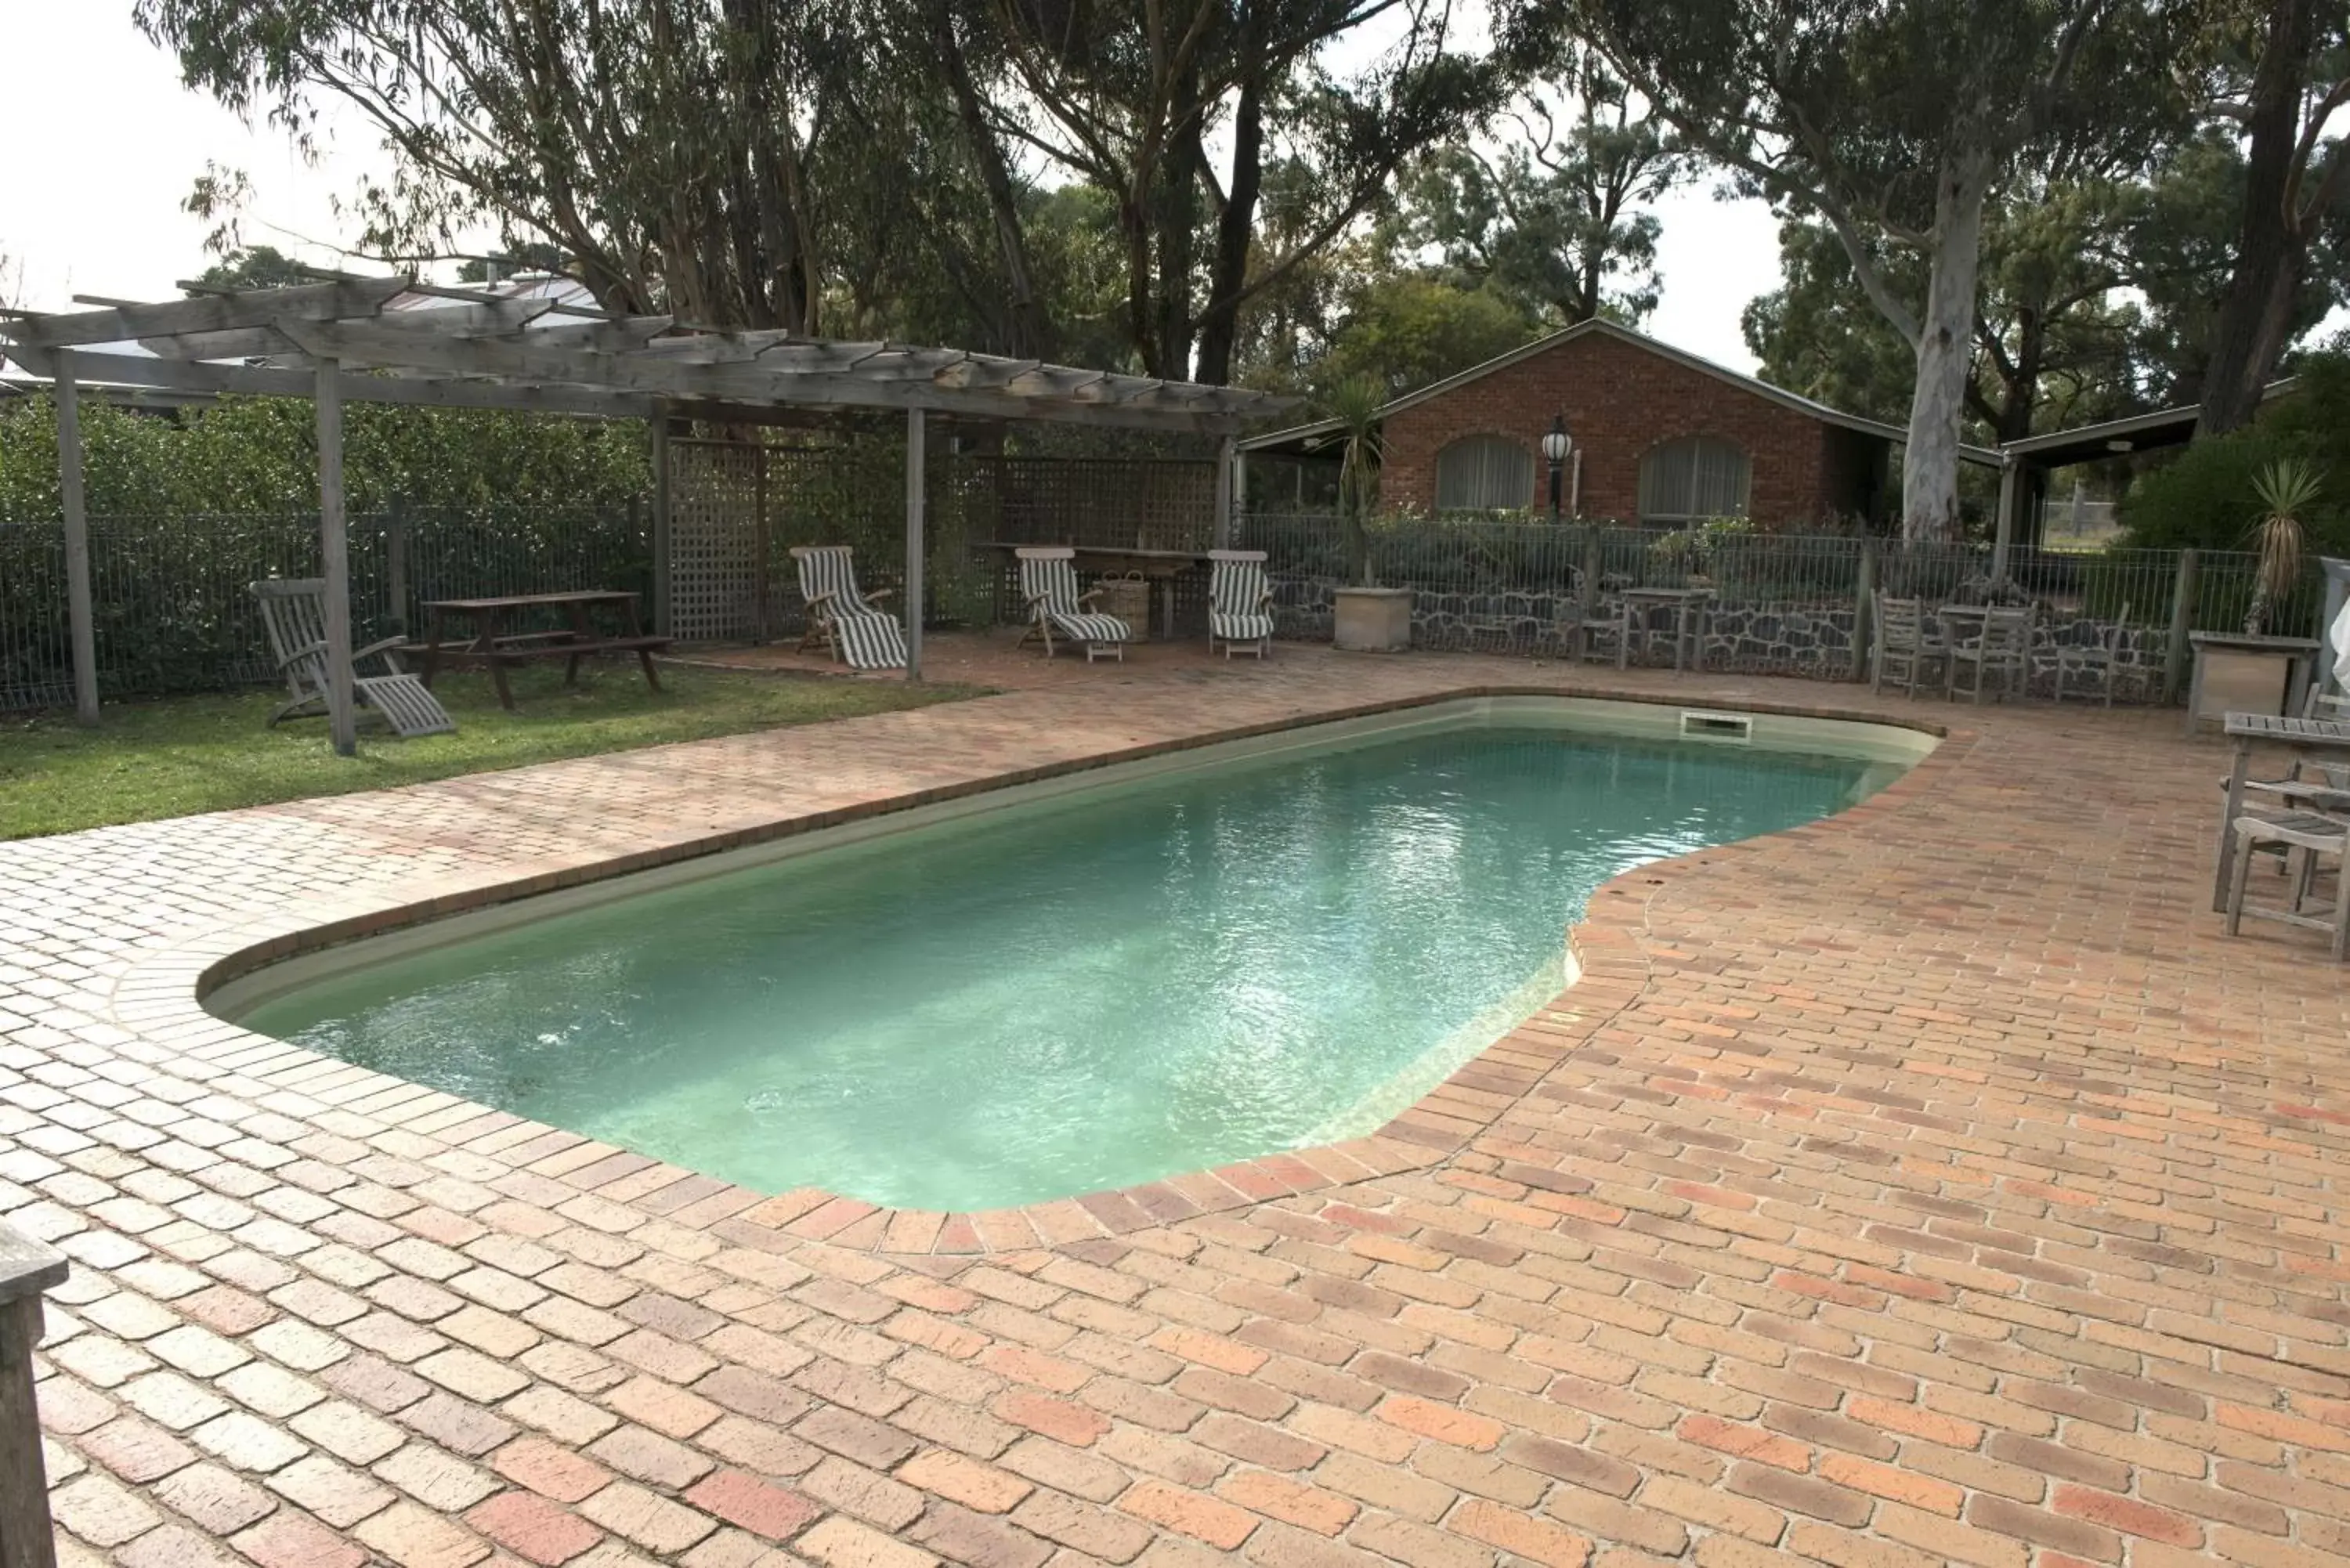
top-left (832, 609), bottom-right (906, 670)
top-left (1210, 609), bottom-right (1274, 641)
top-left (1047, 611), bottom-right (1132, 645)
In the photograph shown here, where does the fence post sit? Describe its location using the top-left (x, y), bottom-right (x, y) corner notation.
top-left (1578, 528), bottom-right (1602, 626)
top-left (2162, 548), bottom-right (2199, 706)
top-left (1853, 539), bottom-right (1878, 682)
top-left (385, 496), bottom-right (410, 638)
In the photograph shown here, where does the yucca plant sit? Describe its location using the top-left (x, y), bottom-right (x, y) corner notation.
top-left (2243, 457), bottom-right (2322, 636)
top-left (1322, 376), bottom-right (1386, 587)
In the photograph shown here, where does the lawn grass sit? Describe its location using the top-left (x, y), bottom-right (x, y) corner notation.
top-left (0, 663), bottom-right (983, 840)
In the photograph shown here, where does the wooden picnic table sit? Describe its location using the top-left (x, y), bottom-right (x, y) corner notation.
top-left (975, 543), bottom-right (1207, 640)
top-left (410, 590), bottom-right (671, 711)
top-left (2210, 710), bottom-right (2350, 911)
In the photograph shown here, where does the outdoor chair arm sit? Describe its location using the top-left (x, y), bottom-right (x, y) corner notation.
top-left (275, 638), bottom-right (330, 673)
top-left (356, 634), bottom-right (407, 670)
top-left (862, 585), bottom-right (897, 603)
top-left (1076, 589), bottom-right (1104, 609)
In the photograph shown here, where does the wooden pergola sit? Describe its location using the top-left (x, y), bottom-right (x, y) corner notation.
top-left (0, 276), bottom-right (1295, 751)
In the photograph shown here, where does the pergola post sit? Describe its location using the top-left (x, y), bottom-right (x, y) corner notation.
top-left (650, 403), bottom-right (674, 636)
top-left (1213, 434), bottom-right (1237, 549)
top-left (316, 358), bottom-right (358, 756)
top-left (54, 352), bottom-right (100, 726)
top-left (905, 407), bottom-right (926, 682)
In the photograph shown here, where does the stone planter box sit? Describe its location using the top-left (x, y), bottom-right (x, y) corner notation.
top-left (1333, 587), bottom-right (1412, 652)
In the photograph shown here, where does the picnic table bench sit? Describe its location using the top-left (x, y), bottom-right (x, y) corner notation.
top-left (406, 590), bottom-right (671, 711)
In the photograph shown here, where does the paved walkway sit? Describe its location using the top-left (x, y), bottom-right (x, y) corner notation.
top-left (4, 639), bottom-right (2348, 1568)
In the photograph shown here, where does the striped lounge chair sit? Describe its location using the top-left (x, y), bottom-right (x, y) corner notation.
top-left (1208, 549), bottom-right (1276, 659)
top-left (1016, 547), bottom-right (1132, 662)
top-left (791, 546), bottom-right (906, 670)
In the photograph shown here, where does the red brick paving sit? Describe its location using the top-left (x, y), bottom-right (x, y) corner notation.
top-left (5, 632), bottom-right (2350, 1568)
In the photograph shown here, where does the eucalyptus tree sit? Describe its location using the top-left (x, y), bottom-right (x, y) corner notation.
top-left (2187, 0), bottom-right (2350, 432)
top-left (1401, 49), bottom-right (1688, 327)
top-left (978, 0), bottom-right (1498, 383)
top-left (137, 0), bottom-right (880, 331)
top-left (1502, 0), bottom-right (2179, 540)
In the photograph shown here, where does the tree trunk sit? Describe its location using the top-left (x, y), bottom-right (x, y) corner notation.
top-left (935, 5), bottom-right (1050, 359)
top-left (1192, 67), bottom-right (1265, 387)
top-left (2200, 0), bottom-right (2313, 434)
top-left (1151, 106), bottom-right (1207, 380)
top-left (1902, 148), bottom-right (1994, 542)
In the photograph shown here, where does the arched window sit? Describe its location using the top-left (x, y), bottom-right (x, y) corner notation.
top-left (1639, 436), bottom-right (1751, 524)
top-left (1434, 435), bottom-right (1534, 511)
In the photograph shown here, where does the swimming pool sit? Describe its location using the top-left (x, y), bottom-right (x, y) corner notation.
top-left (222, 700), bottom-right (1923, 1212)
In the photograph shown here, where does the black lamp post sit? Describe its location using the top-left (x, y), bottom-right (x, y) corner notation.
top-left (1541, 416), bottom-right (1571, 523)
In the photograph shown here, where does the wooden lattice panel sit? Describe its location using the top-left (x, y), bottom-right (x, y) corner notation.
top-left (974, 457), bottom-right (1217, 550)
top-left (668, 439), bottom-right (764, 643)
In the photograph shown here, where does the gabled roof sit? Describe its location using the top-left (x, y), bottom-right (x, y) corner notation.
top-left (1242, 317), bottom-right (2001, 467)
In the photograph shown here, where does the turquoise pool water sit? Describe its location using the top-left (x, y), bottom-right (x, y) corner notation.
top-left (238, 724), bottom-right (1896, 1210)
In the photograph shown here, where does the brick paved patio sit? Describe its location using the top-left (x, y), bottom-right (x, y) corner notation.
top-left (5, 637), bottom-right (2348, 1568)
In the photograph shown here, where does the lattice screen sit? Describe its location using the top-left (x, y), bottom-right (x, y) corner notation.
top-left (665, 441), bottom-right (1217, 645)
top-left (668, 439), bottom-right (765, 643)
top-left (974, 457), bottom-right (1217, 550)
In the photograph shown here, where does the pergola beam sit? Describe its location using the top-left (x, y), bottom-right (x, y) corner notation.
top-left (3, 279), bottom-right (409, 349)
top-left (6, 349), bottom-right (657, 419)
top-left (0, 277), bottom-right (1296, 435)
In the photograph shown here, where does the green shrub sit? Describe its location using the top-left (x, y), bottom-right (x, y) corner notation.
top-left (2117, 345), bottom-right (2350, 558)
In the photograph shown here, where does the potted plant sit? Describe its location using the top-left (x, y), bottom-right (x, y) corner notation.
top-left (2186, 457), bottom-right (2326, 728)
top-left (1325, 377), bottom-right (1411, 652)
top-left (2244, 457), bottom-right (2319, 634)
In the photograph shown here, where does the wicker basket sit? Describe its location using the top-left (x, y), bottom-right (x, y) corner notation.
top-left (1092, 571), bottom-right (1152, 641)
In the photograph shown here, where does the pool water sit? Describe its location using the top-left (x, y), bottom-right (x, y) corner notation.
top-left (239, 725), bottom-right (1896, 1210)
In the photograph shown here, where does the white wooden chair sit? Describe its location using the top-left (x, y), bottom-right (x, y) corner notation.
top-left (2054, 603), bottom-right (2129, 706)
top-left (1947, 604), bottom-right (2034, 703)
top-left (251, 579), bottom-right (454, 737)
top-left (1016, 547), bottom-right (1131, 661)
top-left (1871, 594), bottom-right (1947, 698)
top-left (1207, 550), bottom-right (1275, 659)
top-left (790, 546), bottom-right (906, 670)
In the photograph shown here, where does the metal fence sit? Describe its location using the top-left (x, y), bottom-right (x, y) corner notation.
top-left (1235, 512), bottom-right (2330, 677)
top-left (0, 504), bottom-right (651, 712)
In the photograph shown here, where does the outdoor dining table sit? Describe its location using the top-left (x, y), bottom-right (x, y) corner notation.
top-left (410, 589), bottom-right (671, 711)
top-left (2209, 710), bottom-right (2350, 910)
top-left (1617, 586), bottom-right (1713, 671)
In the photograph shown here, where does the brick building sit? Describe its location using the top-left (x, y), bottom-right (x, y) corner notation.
top-left (1242, 319), bottom-right (1979, 529)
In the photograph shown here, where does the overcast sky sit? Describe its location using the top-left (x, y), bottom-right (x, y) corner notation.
top-left (0, 2), bottom-right (1786, 375)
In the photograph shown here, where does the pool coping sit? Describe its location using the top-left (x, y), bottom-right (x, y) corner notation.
top-left (118, 682), bottom-right (1968, 1262)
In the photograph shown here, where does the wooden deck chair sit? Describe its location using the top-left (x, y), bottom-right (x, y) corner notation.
top-left (251, 579), bottom-right (455, 738)
top-left (790, 546), bottom-right (906, 670)
top-left (1947, 603), bottom-right (2035, 703)
top-left (1016, 547), bottom-right (1132, 661)
top-left (1207, 549), bottom-right (1276, 659)
top-left (1871, 594), bottom-right (1946, 698)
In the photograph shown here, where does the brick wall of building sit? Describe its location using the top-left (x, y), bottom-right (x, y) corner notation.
top-left (1377, 327), bottom-right (1882, 528)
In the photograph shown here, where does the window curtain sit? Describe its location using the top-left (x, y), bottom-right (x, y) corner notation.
top-left (1434, 437), bottom-right (1535, 511)
top-left (1639, 437), bottom-right (1750, 522)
